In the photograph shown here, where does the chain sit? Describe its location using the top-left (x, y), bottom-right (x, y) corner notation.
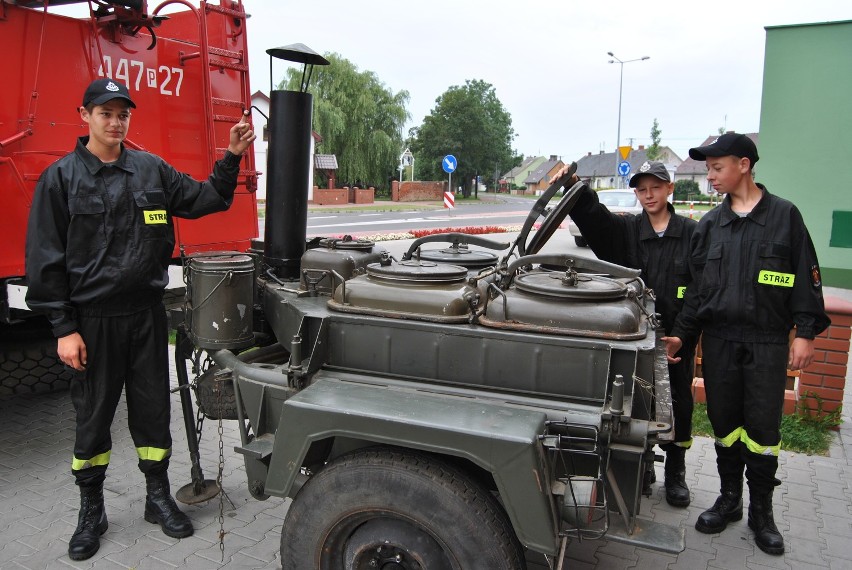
top-left (217, 374), bottom-right (226, 562)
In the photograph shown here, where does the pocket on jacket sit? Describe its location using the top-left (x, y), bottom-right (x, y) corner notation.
top-left (699, 242), bottom-right (724, 290)
top-left (68, 194), bottom-right (107, 251)
top-left (755, 241), bottom-right (793, 288)
top-left (133, 189), bottom-right (171, 241)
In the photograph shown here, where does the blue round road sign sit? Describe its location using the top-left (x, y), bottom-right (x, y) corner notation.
top-left (618, 160), bottom-right (631, 176)
top-left (442, 155), bottom-right (457, 174)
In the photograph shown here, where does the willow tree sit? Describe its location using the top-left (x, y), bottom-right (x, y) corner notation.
top-left (281, 53), bottom-right (409, 189)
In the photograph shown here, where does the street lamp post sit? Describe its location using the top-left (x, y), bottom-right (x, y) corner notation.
top-left (607, 52), bottom-right (649, 188)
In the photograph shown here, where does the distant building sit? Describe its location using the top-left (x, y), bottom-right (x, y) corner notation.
top-left (523, 155), bottom-right (565, 193)
top-left (500, 156), bottom-right (548, 192)
top-left (575, 146), bottom-right (682, 190)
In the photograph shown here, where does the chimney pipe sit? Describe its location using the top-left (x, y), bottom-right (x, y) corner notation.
top-left (263, 90), bottom-right (313, 279)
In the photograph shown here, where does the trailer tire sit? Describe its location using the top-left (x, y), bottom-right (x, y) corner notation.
top-left (195, 368), bottom-right (239, 420)
top-left (280, 447), bottom-right (525, 570)
top-left (0, 323), bottom-right (72, 396)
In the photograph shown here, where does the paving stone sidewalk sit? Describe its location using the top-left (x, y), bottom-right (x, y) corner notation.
top-left (2, 326), bottom-right (850, 569)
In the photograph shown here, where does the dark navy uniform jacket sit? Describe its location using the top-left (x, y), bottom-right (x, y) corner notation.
top-left (25, 136), bottom-right (242, 338)
top-left (671, 184), bottom-right (829, 344)
top-left (570, 185), bottom-right (697, 335)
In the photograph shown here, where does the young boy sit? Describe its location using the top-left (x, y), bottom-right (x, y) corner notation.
top-left (552, 160), bottom-right (697, 507)
top-left (664, 132), bottom-right (829, 555)
top-left (25, 78), bottom-right (255, 561)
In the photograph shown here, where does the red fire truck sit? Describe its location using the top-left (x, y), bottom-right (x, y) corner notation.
top-left (0, 0), bottom-right (259, 394)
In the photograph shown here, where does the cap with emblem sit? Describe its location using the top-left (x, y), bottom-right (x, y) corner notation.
top-left (81, 78), bottom-right (136, 109)
top-left (688, 132), bottom-right (758, 166)
top-left (629, 161), bottom-right (670, 187)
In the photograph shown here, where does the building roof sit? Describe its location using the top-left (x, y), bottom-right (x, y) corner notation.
top-left (524, 158), bottom-right (562, 184)
top-left (576, 146), bottom-right (681, 178)
top-left (314, 154), bottom-right (338, 169)
top-left (675, 132), bottom-right (759, 176)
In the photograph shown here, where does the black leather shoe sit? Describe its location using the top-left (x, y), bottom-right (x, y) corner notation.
top-left (695, 479), bottom-right (743, 534)
top-left (748, 491), bottom-right (784, 555)
top-left (68, 485), bottom-right (108, 561)
top-left (144, 474), bottom-right (194, 538)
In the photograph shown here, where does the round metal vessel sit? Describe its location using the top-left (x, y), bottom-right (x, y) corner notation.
top-left (187, 253), bottom-right (255, 350)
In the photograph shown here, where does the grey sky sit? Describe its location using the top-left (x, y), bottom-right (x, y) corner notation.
top-left (244, 0), bottom-right (848, 164)
top-left (55, 0), bottom-right (851, 165)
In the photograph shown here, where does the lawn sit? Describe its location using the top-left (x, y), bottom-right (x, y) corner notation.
top-left (692, 400), bottom-right (841, 456)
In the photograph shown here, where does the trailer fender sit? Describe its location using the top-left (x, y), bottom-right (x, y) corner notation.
top-left (266, 374), bottom-right (560, 556)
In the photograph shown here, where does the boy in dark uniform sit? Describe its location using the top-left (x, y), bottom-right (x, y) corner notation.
top-left (551, 160), bottom-right (697, 507)
top-left (664, 132), bottom-right (829, 555)
top-left (25, 78), bottom-right (256, 560)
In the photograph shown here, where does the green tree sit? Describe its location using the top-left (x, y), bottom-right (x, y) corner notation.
top-left (281, 53), bottom-right (410, 189)
top-left (646, 118), bottom-right (662, 160)
top-left (674, 179), bottom-right (700, 201)
top-left (411, 79), bottom-right (515, 197)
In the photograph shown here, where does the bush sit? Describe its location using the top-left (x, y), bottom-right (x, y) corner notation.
top-left (674, 179), bottom-right (700, 201)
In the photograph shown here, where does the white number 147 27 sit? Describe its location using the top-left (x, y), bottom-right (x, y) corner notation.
top-left (98, 56), bottom-right (183, 97)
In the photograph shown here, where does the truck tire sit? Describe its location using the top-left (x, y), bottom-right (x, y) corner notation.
top-left (574, 236), bottom-right (588, 247)
top-left (280, 447), bottom-right (525, 570)
top-left (0, 322), bottom-right (72, 396)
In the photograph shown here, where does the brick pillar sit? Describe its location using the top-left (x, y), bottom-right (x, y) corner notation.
top-left (798, 295), bottom-right (852, 419)
top-left (391, 180), bottom-right (399, 202)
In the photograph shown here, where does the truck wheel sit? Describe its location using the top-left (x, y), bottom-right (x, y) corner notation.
top-left (574, 236), bottom-right (588, 247)
top-left (280, 448), bottom-right (525, 570)
top-left (0, 325), bottom-right (72, 396)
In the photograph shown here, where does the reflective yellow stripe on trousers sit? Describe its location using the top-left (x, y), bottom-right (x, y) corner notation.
top-left (72, 450), bottom-right (111, 471)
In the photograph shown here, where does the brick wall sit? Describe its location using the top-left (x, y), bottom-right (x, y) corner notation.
top-left (397, 181), bottom-right (445, 202)
top-left (798, 295), bottom-right (852, 418)
top-left (312, 188), bottom-right (348, 205)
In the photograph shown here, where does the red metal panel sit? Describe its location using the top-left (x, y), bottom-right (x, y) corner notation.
top-left (0, 1), bottom-right (258, 280)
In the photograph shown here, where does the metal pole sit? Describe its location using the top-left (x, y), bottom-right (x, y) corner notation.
top-left (615, 61), bottom-right (623, 189)
top-left (608, 52), bottom-right (649, 189)
top-left (173, 325), bottom-right (219, 504)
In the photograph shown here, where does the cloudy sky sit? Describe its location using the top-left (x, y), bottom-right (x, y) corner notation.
top-left (55, 0), bottom-right (850, 164)
top-left (240, 0), bottom-right (848, 164)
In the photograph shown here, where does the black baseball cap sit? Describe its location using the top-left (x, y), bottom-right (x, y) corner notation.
top-left (81, 78), bottom-right (136, 109)
top-left (688, 132), bottom-right (758, 166)
top-left (629, 161), bottom-right (671, 187)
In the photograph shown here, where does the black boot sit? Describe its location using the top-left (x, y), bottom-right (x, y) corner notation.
top-left (695, 478), bottom-right (743, 534)
top-left (664, 446), bottom-right (691, 507)
top-left (68, 484), bottom-right (108, 561)
top-left (748, 491), bottom-right (784, 555)
top-left (144, 473), bottom-right (194, 538)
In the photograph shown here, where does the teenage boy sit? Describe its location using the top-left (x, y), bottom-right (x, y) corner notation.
top-left (25, 78), bottom-right (256, 561)
top-left (550, 160), bottom-right (697, 507)
top-left (663, 132), bottom-right (829, 555)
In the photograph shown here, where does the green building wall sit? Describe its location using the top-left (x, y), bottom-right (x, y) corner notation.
top-left (759, 20), bottom-right (852, 287)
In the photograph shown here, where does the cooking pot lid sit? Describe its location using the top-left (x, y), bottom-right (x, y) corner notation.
top-left (319, 236), bottom-right (376, 251)
top-left (416, 246), bottom-right (498, 267)
top-left (514, 271), bottom-right (627, 300)
top-left (366, 259), bottom-right (468, 282)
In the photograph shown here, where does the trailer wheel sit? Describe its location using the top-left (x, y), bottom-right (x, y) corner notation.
top-left (195, 367), bottom-right (239, 420)
top-left (280, 447), bottom-right (525, 570)
top-left (0, 322), bottom-right (72, 396)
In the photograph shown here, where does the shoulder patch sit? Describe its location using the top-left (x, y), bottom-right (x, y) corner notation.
top-left (811, 265), bottom-right (822, 288)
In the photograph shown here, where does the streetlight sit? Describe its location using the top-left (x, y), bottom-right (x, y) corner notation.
top-left (608, 51), bottom-right (649, 188)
